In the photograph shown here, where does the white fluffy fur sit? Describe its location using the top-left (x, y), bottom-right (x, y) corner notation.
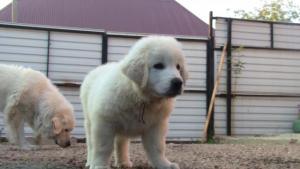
top-left (0, 64), bottom-right (75, 150)
top-left (80, 36), bottom-right (188, 169)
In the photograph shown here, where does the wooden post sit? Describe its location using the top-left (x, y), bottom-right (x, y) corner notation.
top-left (203, 44), bottom-right (227, 141)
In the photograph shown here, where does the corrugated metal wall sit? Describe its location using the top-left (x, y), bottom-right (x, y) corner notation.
top-left (0, 25), bottom-right (207, 141)
top-left (1, 18), bottom-right (300, 139)
top-left (48, 32), bottom-right (102, 84)
top-left (0, 27), bottom-right (48, 73)
top-left (214, 18), bottom-right (300, 136)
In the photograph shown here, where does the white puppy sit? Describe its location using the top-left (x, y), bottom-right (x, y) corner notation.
top-left (80, 36), bottom-right (188, 169)
top-left (0, 64), bottom-right (75, 150)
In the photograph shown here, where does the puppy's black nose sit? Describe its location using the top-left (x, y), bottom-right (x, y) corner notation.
top-left (170, 78), bottom-right (183, 92)
top-left (61, 141), bottom-right (71, 148)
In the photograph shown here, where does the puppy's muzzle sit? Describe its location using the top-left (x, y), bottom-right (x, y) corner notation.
top-left (55, 139), bottom-right (71, 148)
top-left (166, 78), bottom-right (183, 97)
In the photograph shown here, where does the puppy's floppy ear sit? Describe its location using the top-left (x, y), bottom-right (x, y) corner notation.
top-left (122, 52), bottom-right (149, 88)
top-left (52, 117), bottom-right (62, 135)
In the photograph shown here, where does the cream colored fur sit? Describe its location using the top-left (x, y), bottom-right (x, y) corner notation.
top-left (80, 36), bottom-right (188, 169)
top-left (0, 64), bottom-right (75, 150)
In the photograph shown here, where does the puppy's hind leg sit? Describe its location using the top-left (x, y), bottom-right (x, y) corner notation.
top-left (5, 107), bottom-right (37, 150)
top-left (114, 135), bottom-right (133, 168)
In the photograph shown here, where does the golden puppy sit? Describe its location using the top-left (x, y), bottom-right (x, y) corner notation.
top-left (81, 36), bottom-right (188, 169)
top-left (0, 64), bottom-right (75, 150)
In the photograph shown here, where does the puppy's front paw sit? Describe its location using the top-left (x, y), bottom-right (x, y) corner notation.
top-left (156, 162), bottom-right (180, 169)
top-left (116, 161), bottom-right (133, 168)
top-left (90, 165), bottom-right (111, 169)
top-left (20, 144), bottom-right (39, 150)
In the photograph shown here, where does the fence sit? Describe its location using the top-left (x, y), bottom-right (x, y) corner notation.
top-left (1, 14), bottom-right (300, 140)
top-left (211, 13), bottom-right (300, 136)
top-left (0, 22), bottom-right (209, 140)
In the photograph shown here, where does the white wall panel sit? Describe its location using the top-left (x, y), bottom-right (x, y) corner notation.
top-left (274, 24), bottom-right (300, 49)
top-left (48, 32), bottom-right (102, 84)
top-left (180, 41), bottom-right (207, 90)
top-left (215, 19), bottom-right (271, 48)
top-left (168, 93), bottom-right (206, 140)
top-left (0, 27), bottom-right (48, 73)
top-left (215, 96), bottom-right (300, 136)
top-left (107, 37), bottom-right (138, 62)
top-left (215, 19), bottom-right (227, 47)
top-left (214, 19), bottom-right (300, 136)
top-left (215, 49), bottom-right (300, 95)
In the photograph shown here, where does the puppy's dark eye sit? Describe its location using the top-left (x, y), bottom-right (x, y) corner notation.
top-left (176, 64), bottom-right (181, 70)
top-left (65, 129), bottom-right (69, 132)
top-left (153, 63), bottom-right (165, 69)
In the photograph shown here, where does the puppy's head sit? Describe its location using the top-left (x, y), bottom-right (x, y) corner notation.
top-left (51, 106), bottom-right (75, 148)
top-left (122, 36), bottom-right (188, 98)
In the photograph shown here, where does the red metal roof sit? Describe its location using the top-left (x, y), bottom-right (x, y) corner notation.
top-left (0, 0), bottom-right (208, 37)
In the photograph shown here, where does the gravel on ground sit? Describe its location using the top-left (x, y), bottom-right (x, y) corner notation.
top-left (0, 141), bottom-right (300, 169)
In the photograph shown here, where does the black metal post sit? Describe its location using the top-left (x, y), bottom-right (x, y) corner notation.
top-left (101, 33), bottom-right (108, 64)
top-left (206, 11), bottom-right (215, 140)
top-left (46, 31), bottom-right (50, 77)
top-left (270, 23), bottom-right (274, 48)
top-left (226, 19), bottom-right (232, 136)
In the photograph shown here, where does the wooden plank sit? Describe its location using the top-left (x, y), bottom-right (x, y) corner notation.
top-left (204, 44), bottom-right (227, 139)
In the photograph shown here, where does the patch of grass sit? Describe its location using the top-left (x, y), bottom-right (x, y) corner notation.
top-left (207, 138), bottom-right (217, 144)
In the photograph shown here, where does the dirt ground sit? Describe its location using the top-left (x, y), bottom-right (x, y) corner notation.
top-left (0, 141), bottom-right (300, 169)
